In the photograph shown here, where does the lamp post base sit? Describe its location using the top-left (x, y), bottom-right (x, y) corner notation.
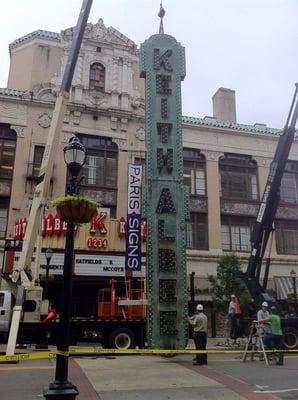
top-left (43, 381), bottom-right (79, 399)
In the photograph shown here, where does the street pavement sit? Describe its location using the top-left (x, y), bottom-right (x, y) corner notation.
top-left (1, 343), bottom-right (298, 399)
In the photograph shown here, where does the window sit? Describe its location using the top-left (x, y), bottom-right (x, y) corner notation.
top-left (0, 293), bottom-right (4, 307)
top-left (275, 220), bottom-right (298, 254)
top-left (78, 135), bottom-right (118, 215)
top-left (0, 125), bottom-right (16, 179)
top-left (183, 149), bottom-right (206, 196)
top-left (186, 213), bottom-right (208, 250)
top-left (32, 145), bottom-right (45, 177)
top-left (89, 63), bottom-right (105, 91)
top-left (221, 216), bottom-right (253, 251)
top-left (219, 154), bottom-right (258, 200)
top-left (280, 161), bottom-right (298, 203)
top-left (0, 199), bottom-right (9, 239)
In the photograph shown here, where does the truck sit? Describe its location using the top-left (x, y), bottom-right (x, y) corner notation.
top-left (242, 83), bottom-right (298, 349)
top-left (2, 0), bottom-right (94, 356)
top-left (0, 278), bottom-right (146, 349)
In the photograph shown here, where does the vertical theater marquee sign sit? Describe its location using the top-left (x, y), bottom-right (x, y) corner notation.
top-left (140, 33), bottom-right (189, 349)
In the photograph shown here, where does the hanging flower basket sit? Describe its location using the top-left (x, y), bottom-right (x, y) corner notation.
top-left (52, 195), bottom-right (99, 224)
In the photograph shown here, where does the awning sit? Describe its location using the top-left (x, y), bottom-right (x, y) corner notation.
top-left (274, 276), bottom-right (296, 300)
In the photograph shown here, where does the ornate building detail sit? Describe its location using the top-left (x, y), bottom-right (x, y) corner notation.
top-left (254, 156), bottom-right (272, 168)
top-left (0, 103), bottom-right (27, 124)
top-left (73, 111), bottom-right (81, 125)
top-left (220, 200), bottom-right (259, 216)
top-left (110, 116), bottom-right (118, 131)
top-left (112, 138), bottom-right (126, 150)
top-left (131, 97), bottom-right (145, 111)
top-left (189, 197), bottom-right (208, 213)
top-left (33, 83), bottom-right (57, 102)
top-left (120, 118), bottom-right (128, 132)
top-left (135, 127), bottom-right (145, 141)
top-left (64, 110), bottom-right (70, 124)
top-left (201, 150), bottom-right (224, 161)
top-left (10, 125), bottom-right (26, 138)
top-left (37, 112), bottom-right (52, 128)
top-left (276, 206), bottom-right (298, 220)
top-left (62, 19), bottom-right (136, 51)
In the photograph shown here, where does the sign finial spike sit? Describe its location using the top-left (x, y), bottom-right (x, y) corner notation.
top-left (158, 1), bottom-right (165, 34)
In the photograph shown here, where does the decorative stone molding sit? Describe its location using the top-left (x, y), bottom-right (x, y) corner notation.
top-left (112, 138), bottom-right (126, 150)
top-left (135, 127), bottom-right (145, 141)
top-left (110, 116), bottom-right (118, 131)
top-left (254, 156), bottom-right (272, 168)
top-left (189, 197), bottom-right (207, 213)
top-left (62, 132), bottom-right (74, 143)
top-left (80, 187), bottom-right (116, 205)
top-left (120, 118), bottom-right (128, 132)
top-left (0, 103), bottom-right (27, 125)
top-left (10, 125), bottom-right (26, 138)
top-left (73, 111), bottom-right (81, 125)
top-left (37, 112), bottom-right (52, 128)
top-left (201, 150), bottom-right (224, 161)
top-left (33, 83), bottom-right (57, 102)
top-left (64, 110), bottom-right (70, 124)
top-left (220, 200), bottom-right (259, 216)
top-left (276, 206), bottom-right (298, 220)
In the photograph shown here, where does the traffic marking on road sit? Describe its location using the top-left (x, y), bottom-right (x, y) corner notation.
top-left (254, 388), bottom-right (298, 394)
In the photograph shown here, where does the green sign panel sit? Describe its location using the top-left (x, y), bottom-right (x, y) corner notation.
top-left (140, 33), bottom-right (189, 349)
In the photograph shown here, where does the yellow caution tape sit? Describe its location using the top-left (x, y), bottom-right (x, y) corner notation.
top-left (1, 347), bottom-right (298, 363)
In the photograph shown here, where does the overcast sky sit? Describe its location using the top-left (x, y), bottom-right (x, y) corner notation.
top-left (1, 0), bottom-right (297, 128)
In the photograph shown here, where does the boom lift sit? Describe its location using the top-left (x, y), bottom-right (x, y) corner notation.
top-left (5, 0), bottom-right (93, 355)
top-left (242, 83), bottom-right (298, 303)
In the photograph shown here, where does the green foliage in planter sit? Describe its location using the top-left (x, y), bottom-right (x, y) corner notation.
top-left (52, 195), bottom-right (99, 210)
top-left (208, 254), bottom-right (251, 313)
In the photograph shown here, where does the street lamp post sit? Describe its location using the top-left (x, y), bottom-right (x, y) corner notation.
top-left (44, 137), bottom-right (86, 400)
top-left (290, 269), bottom-right (298, 317)
top-left (44, 248), bottom-right (53, 300)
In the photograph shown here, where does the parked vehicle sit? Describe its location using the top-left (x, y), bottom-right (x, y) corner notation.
top-left (0, 278), bottom-right (146, 349)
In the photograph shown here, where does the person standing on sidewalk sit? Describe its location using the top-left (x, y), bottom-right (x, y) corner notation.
top-left (228, 294), bottom-right (241, 339)
top-left (188, 304), bottom-right (208, 365)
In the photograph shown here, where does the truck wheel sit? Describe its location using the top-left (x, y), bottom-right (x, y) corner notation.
top-left (283, 327), bottom-right (298, 349)
top-left (109, 328), bottom-right (136, 349)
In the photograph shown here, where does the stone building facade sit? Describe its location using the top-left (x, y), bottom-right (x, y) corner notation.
top-left (0, 19), bottom-right (298, 307)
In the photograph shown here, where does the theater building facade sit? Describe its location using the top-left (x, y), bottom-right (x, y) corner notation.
top-left (0, 19), bottom-right (298, 307)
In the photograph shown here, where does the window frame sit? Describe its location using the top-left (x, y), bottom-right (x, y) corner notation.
top-left (275, 219), bottom-right (298, 255)
top-left (280, 161), bottom-right (298, 204)
top-left (89, 62), bottom-right (105, 91)
top-left (183, 149), bottom-right (206, 196)
top-left (219, 154), bottom-right (258, 201)
top-left (221, 215), bottom-right (253, 252)
top-left (186, 212), bottom-right (209, 250)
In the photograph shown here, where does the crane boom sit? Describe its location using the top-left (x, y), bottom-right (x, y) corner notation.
top-left (243, 84), bottom-right (298, 301)
top-left (6, 0), bottom-right (93, 356)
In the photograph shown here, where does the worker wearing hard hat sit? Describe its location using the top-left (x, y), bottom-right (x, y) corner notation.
top-left (188, 304), bottom-right (208, 365)
top-left (257, 301), bottom-right (271, 360)
top-left (257, 301), bottom-right (271, 336)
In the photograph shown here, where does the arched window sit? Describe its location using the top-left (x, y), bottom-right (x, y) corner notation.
top-left (89, 63), bottom-right (105, 91)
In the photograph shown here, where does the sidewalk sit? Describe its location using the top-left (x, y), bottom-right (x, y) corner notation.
top-left (0, 339), bottom-right (255, 400)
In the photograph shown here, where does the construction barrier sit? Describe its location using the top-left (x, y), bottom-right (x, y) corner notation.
top-left (1, 347), bottom-right (298, 363)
